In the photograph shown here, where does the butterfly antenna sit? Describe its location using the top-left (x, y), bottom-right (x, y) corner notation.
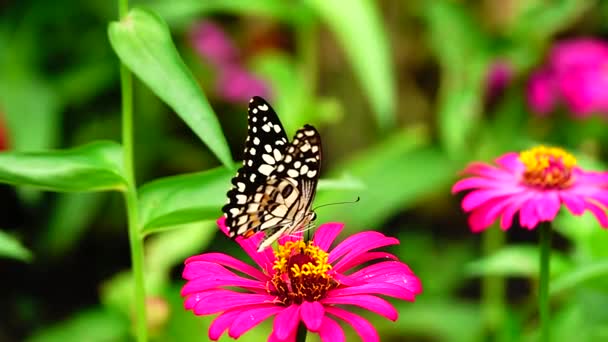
top-left (313, 197), bottom-right (361, 211)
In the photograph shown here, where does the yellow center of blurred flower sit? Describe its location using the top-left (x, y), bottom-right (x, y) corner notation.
top-left (519, 146), bottom-right (576, 189)
top-left (269, 240), bottom-right (337, 305)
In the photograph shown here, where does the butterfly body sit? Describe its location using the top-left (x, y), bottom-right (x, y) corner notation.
top-left (222, 96), bottom-right (322, 251)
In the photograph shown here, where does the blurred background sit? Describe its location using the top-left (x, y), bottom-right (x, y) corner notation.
top-left (2, 0), bottom-right (608, 341)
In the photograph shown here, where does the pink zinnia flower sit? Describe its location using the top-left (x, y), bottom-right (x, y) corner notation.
top-left (485, 60), bottom-right (513, 102)
top-left (189, 21), bottom-right (239, 67)
top-left (0, 111), bottom-right (8, 151)
top-left (452, 146), bottom-right (608, 232)
top-left (182, 217), bottom-right (422, 341)
top-left (527, 38), bottom-right (608, 117)
top-left (216, 65), bottom-right (271, 103)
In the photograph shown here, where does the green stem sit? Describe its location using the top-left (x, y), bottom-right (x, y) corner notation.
top-left (296, 21), bottom-right (318, 95)
top-left (296, 323), bottom-right (307, 342)
top-left (482, 227), bottom-right (505, 335)
top-left (538, 222), bottom-right (552, 342)
top-left (118, 1), bottom-right (147, 341)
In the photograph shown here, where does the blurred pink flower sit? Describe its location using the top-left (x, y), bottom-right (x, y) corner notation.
top-left (452, 146), bottom-right (608, 232)
top-left (527, 38), bottom-right (608, 117)
top-left (182, 217), bottom-right (422, 342)
top-left (190, 21), bottom-right (239, 67)
top-left (485, 60), bottom-right (513, 101)
top-left (216, 65), bottom-right (271, 103)
top-left (0, 111), bottom-right (9, 151)
top-left (189, 21), bottom-right (272, 103)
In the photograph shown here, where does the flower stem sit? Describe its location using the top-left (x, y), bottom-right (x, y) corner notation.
top-left (118, 1), bottom-right (147, 341)
top-left (538, 222), bottom-right (552, 342)
top-left (296, 323), bottom-right (307, 342)
top-left (482, 227), bottom-right (505, 335)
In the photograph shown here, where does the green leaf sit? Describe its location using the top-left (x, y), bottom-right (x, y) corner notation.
top-left (146, 221), bottom-right (217, 285)
top-left (305, 0), bottom-right (395, 130)
top-left (108, 8), bottom-right (232, 168)
top-left (466, 245), bottom-right (571, 278)
top-left (138, 164), bottom-right (363, 234)
top-left (0, 141), bottom-right (127, 192)
top-left (27, 308), bottom-right (128, 342)
top-left (138, 165), bottom-right (233, 234)
top-left (551, 260), bottom-right (608, 296)
top-left (424, 1), bottom-right (490, 158)
top-left (0, 229), bottom-right (32, 262)
top-left (42, 193), bottom-right (105, 257)
top-left (144, 0), bottom-right (314, 28)
top-left (314, 128), bottom-right (455, 228)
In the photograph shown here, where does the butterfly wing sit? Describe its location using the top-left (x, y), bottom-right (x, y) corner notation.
top-left (222, 96), bottom-right (288, 237)
top-left (255, 124), bottom-right (322, 250)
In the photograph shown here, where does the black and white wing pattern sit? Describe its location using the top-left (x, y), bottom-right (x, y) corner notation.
top-left (222, 96), bottom-right (322, 251)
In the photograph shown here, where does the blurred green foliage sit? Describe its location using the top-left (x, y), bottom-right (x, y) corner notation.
top-left (1, 0), bottom-right (608, 341)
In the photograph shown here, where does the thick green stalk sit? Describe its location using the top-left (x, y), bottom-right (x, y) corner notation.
top-left (296, 323), bottom-right (308, 342)
top-left (118, 1), bottom-right (147, 341)
top-left (538, 222), bottom-right (552, 342)
top-left (482, 227), bottom-right (505, 335)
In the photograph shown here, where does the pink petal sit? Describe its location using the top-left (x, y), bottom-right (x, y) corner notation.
top-left (326, 306), bottom-right (379, 342)
top-left (181, 273), bottom-right (266, 295)
top-left (452, 177), bottom-right (506, 193)
top-left (228, 306), bottom-right (283, 338)
top-left (519, 194), bottom-right (542, 229)
top-left (300, 301), bottom-right (325, 332)
top-left (560, 191), bottom-right (587, 215)
top-left (332, 234), bottom-right (399, 272)
top-left (328, 231), bottom-right (393, 264)
top-left (461, 187), bottom-right (522, 212)
top-left (495, 153), bottom-right (524, 173)
top-left (185, 252), bottom-right (267, 280)
top-left (534, 191), bottom-right (561, 221)
top-left (321, 295), bottom-right (398, 320)
top-left (208, 309), bottom-right (242, 340)
top-left (313, 222), bottom-right (345, 250)
top-left (192, 290), bottom-right (276, 315)
top-left (584, 200), bottom-right (608, 227)
top-left (500, 192), bottom-right (534, 230)
top-left (345, 261), bottom-right (422, 296)
top-left (273, 304), bottom-right (301, 341)
top-left (318, 316), bottom-right (345, 342)
top-left (328, 282), bottom-right (416, 301)
top-left (268, 328), bottom-right (296, 342)
top-left (217, 216), bottom-right (276, 271)
top-left (334, 251), bottom-right (398, 272)
top-left (467, 198), bottom-right (508, 232)
top-left (460, 162), bottom-right (514, 180)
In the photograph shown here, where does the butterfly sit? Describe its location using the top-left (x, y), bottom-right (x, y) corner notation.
top-left (222, 96), bottom-right (322, 252)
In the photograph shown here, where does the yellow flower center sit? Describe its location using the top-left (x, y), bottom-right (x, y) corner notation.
top-left (268, 240), bottom-right (337, 305)
top-left (519, 146), bottom-right (576, 189)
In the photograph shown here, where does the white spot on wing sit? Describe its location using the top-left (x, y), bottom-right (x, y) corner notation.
top-left (262, 154), bottom-right (276, 165)
top-left (250, 174), bottom-right (256, 182)
top-left (307, 170), bottom-right (317, 178)
top-left (287, 169), bottom-right (299, 178)
top-left (253, 137), bottom-right (260, 145)
top-left (249, 147), bottom-right (256, 155)
top-left (237, 182), bottom-right (246, 192)
top-left (274, 125), bottom-right (281, 133)
top-left (236, 194), bottom-right (247, 204)
top-left (273, 149), bottom-right (282, 161)
top-left (262, 124), bottom-right (271, 132)
top-left (252, 108), bottom-right (258, 114)
top-left (258, 164), bottom-right (274, 176)
top-left (300, 164), bottom-right (309, 175)
top-left (258, 104), bottom-right (269, 111)
top-left (264, 145), bottom-right (272, 153)
top-left (312, 146), bottom-right (319, 153)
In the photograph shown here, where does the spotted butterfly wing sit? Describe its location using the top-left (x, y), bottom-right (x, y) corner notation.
top-left (222, 96), bottom-right (322, 251)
